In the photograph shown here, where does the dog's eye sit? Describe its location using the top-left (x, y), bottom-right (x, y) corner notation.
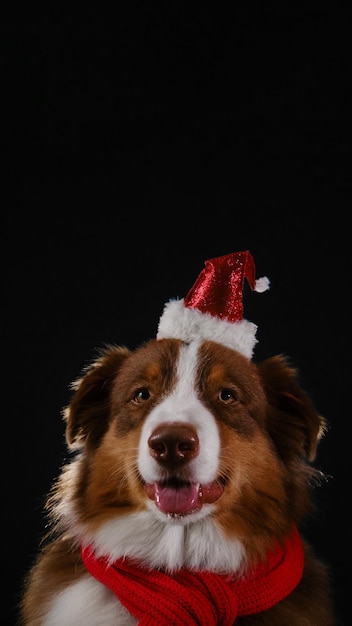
top-left (133, 388), bottom-right (150, 403)
top-left (218, 388), bottom-right (238, 404)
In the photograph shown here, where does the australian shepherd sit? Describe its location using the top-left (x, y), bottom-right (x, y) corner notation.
top-left (19, 336), bottom-right (335, 624)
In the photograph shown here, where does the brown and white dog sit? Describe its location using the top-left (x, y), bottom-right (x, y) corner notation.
top-left (20, 253), bottom-right (335, 625)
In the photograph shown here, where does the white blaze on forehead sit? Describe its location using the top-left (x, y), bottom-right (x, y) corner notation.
top-left (138, 341), bottom-right (220, 483)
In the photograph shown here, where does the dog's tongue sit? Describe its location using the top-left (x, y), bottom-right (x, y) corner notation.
top-left (145, 481), bottom-right (223, 515)
top-left (155, 483), bottom-right (200, 515)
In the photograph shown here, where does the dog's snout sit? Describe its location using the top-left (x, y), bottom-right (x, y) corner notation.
top-left (148, 423), bottom-right (199, 467)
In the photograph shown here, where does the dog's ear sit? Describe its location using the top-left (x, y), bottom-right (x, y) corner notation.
top-left (257, 355), bottom-right (326, 464)
top-left (63, 345), bottom-right (131, 450)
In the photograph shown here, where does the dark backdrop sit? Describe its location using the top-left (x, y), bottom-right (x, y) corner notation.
top-left (3, 4), bottom-right (350, 625)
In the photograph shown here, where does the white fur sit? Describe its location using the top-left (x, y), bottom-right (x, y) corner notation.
top-left (138, 341), bottom-right (220, 484)
top-left (89, 510), bottom-right (245, 573)
top-left (43, 575), bottom-right (136, 626)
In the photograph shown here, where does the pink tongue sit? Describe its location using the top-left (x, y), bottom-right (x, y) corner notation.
top-left (144, 480), bottom-right (224, 515)
top-left (155, 483), bottom-right (200, 514)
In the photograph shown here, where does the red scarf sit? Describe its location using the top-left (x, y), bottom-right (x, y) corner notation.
top-left (81, 526), bottom-right (304, 625)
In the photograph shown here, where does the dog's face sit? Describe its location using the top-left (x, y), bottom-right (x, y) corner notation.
top-left (55, 337), bottom-right (324, 571)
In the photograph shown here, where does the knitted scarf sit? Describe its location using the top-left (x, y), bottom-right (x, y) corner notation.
top-left (81, 525), bottom-right (304, 625)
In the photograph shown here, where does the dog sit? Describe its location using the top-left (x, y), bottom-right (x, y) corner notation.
top-left (19, 252), bottom-right (335, 625)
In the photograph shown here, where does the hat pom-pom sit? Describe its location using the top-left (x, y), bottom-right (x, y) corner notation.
top-left (254, 276), bottom-right (270, 293)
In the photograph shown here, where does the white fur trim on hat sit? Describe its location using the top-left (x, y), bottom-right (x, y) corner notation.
top-left (157, 298), bottom-right (258, 359)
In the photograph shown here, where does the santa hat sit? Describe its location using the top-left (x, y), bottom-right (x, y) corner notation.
top-left (156, 250), bottom-right (270, 359)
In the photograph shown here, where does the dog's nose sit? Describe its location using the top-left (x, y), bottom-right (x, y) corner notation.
top-left (148, 423), bottom-right (199, 467)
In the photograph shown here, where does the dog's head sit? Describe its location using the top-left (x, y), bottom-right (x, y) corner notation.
top-left (53, 336), bottom-right (325, 567)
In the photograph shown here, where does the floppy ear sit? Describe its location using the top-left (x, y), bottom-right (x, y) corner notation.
top-left (257, 355), bottom-right (326, 465)
top-left (63, 345), bottom-right (131, 450)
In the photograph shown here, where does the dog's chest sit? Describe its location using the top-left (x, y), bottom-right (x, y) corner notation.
top-left (43, 575), bottom-right (137, 626)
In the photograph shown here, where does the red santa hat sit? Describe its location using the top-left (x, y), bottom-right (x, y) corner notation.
top-left (157, 250), bottom-right (270, 359)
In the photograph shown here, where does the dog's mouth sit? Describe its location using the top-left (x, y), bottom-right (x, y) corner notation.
top-left (144, 477), bottom-right (224, 516)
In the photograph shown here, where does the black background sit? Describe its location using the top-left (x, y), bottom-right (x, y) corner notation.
top-left (3, 4), bottom-right (350, 624)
